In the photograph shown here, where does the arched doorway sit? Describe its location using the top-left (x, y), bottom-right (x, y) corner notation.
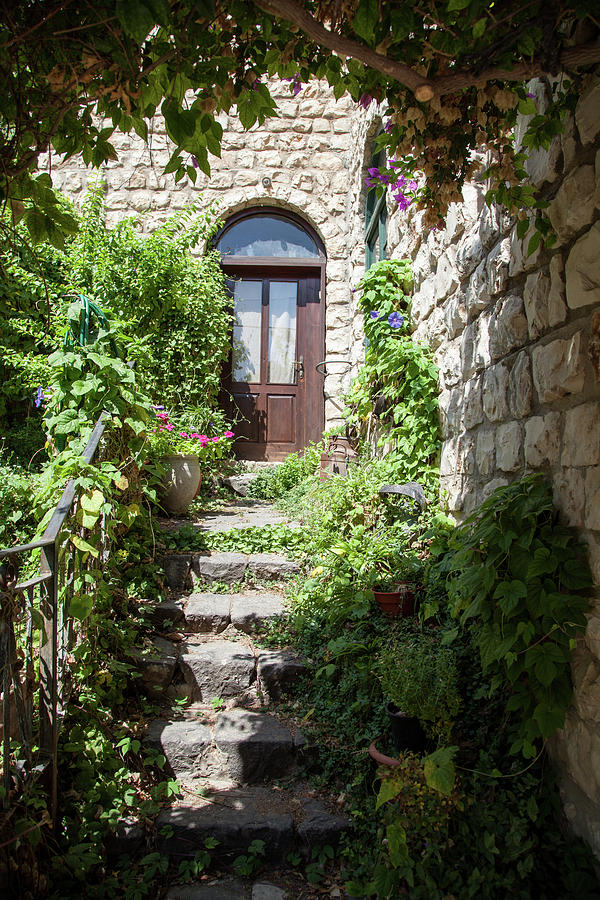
top-left (216, 208), bottom-right (326, 461)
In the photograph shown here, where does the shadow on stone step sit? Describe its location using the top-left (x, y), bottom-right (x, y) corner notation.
top-left (155, 785), bottom-right (350, 863)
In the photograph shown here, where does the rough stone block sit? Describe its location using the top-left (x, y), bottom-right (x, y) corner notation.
top-left (461, 322), bottom-right (477, 380)
top-left (230, 592), bottom-right (286, 632)
top-left (247, 554), bottom-right (300, 580)
top-left (185, 594), bottom-right (232, 634)
top-left (509, 223), bottom-right (542, 278)
top-left (455, 228), bottom-right (484, 278)
top-left (445, 291), bottom-right (467, 340)
top-left (163, 554), bottom-right (193, 592)
top-left (224, 474), bottom-right (259, 496)
top-left (575, 77), bottom-right (600, 145)
top-left (438, 340), bottom-right (462, 389)
top-left (252, 885), bottom-right (287, 900)
top-left (488, 295), bottom-right (528, 360)
top-left (156, 795), bottom-right (295, 861)
top-left (166, 881), bottom-right (247, 900)
top-left (481, 476), bottom-right (509, 500)
top-left (562, 403), bottom-right (600, 468)
top-left (483, 364), bottom-right (509, 422)
top-left (565, 222), bottom-right (600, 310)
top-left (474, 315), bottom-right (491, 371)
top-left (144, 718), bottom-right (212, 775)
top-left (457, 434), bottom-right (476, 475)
top-left (438, 388), bottom-right (463, 439)
top-left (548, 165), bottom-right (596, 246)
top-left (509, 352), bottom-right (533, 419)
top-left (145, 599), bottom-right (186, 631)
top-left (486, 237), bottom-right (510, 298)
top-left (557, 709), bottom-right (600, 806)
top-left (135, 637), bottom-right (177, 697)
top-left (548, 254), bottom-right (567, 327)
top-left (524, 269), bottom-right (551, 340)
top-left (257, 649), bottom-right (306, 700)
top-left (585, 467), bottom-right (600, 532)
top-left (476, 429), bottom-right (495, 476)
top-left (440, 438), bottom-right (458, 477)
top-left (463, 377), bottom-right (484, 430)
top-left (524, 414), bottom-right (561, 468)
top-left (532, 332), bottom-right (585, 403)
top-left (179, 640), bottom-right (256, 701)
top-left (433, 247), bottom-right (458, 304)
top-left (496, 422), bottom-right (522, 472)
top-left (105, 822), bottom-right (145, 860)
top-left (553, 468), bottom-right (585, 527)
top-left (296, 799), bottom-right (350, 847)
top-left (440, 473), bottom-right (464, 512)
top-left (572, 645), bottom-right (600, 725)
top-left (214, 710), bottom-right (304, 783)
top-left (192, 552), bottom-right (248, 585)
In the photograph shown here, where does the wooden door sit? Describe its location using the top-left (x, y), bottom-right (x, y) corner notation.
top-left (224, 272), bottom-right (323, 461)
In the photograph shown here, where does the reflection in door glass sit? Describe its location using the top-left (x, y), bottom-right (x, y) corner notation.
top-left (268, 282), bottom-right (297, 384)
top-left (232, 281), bottom-right (262, 382)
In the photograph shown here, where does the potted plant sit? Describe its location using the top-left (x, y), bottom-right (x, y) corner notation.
top-left (148, 408), bottom-right (234, 515)
top-left (370, 552), bottom-right (423, 617)
top-left (375, 629), bottom-right (461, 754)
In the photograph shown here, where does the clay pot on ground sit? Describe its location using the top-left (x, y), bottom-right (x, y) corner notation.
top-left (160, 455), bottom-right (201, 515)
top-left (372, 581), bottom-right (415, 616)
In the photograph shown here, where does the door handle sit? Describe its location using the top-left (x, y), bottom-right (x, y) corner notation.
top-left (295, 356), bottom-right (304, 381)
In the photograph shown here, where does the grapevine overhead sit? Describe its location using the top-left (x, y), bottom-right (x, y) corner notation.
top-left (1, 0), bottom-right (599, 244)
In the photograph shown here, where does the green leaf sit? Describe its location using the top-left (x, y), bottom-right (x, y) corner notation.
top-left (69, 593), bottom-right (94, 620)
top-left (116, 0), bottom-right (156, 42)
top-left (423, 746), bottom-right (457, 795)
top-left (70, 535), bottom-right (99, 558)
top-left (448, 0), bottom-right (471, 9)
top-left (527, 228), bottom-right (542, 257)
top-left (376, 776), bottom-right (403, 810)
top-left (386, 821), bottom-right (410, 868)
top-left (352, 0), bottom-right (378, 43)
top-left (472, 17), bottom-right (486, 38)
top-left (80, 490), bottom-right (105, 514)
top-left (533, 702), bottom-right (566, 737)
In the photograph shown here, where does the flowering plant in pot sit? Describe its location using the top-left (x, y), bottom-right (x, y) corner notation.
top-left (148, 408), bottom-right (234, 514)
top-left (375, 628), bottom-right (461, 755)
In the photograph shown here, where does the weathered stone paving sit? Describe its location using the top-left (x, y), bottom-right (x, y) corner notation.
top-left (141, 503), bottom-right (349, 896)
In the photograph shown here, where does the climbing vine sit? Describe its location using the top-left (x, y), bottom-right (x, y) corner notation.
top-left (345, 259), bottom-right (440, 486)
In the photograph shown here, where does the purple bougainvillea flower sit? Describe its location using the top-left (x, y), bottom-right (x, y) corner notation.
top-left (191, 157), bottom-right (199, 169)
top-left (384, 120), bottom-right (393, 133)
top-left (526, 91), bottom-right (537, 99)
top-left (35, 386), bottom-right (44, 408)
top-left (359, 93), bottom-right (374, 109)
top-left (388, 312), bottom-right (404, 328)
top-left (370, 310), bottom-right (381, 319)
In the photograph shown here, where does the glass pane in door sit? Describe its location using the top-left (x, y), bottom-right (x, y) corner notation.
top-left (268, 281), bottom-right (297, 384)
top-left (232, 280), bottom-right (262, 382)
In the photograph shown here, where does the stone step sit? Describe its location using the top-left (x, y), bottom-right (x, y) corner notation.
top-left (214, 710), bottom-right (305, 783)
top-left (166, 880), bottom-right (287, 899)
top-left (180, 639), bottom-right (256, 702)
top-left (183, 591), bottom-right (286, 635)
top-left (256, 649), bottom-right (306, 701)
top-left (191, 552), bottom-right (300, 586)
top-left (145, 710), bottom-right (305, 784)
top-left (155, 787), bottom-right (349, 862)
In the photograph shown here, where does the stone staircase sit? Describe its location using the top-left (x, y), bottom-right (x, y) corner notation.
top-left (135, 539), bottom-right (349, 896)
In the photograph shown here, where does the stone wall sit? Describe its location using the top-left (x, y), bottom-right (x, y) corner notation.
top-left (45, 79), bottom-right (357, 429)
top-left (347, 74), bottom-right (600, 854)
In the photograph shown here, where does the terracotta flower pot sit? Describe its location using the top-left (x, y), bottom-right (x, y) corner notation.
top-left (367, 737), bottom-right (403, 768)
top-left (161, 455), bottom-right (201, 515)
top-left (372, 581), bottom-right (415, 616)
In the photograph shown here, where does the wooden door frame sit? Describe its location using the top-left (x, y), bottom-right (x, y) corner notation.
top-left (221, 263), bottom-right (326, 459)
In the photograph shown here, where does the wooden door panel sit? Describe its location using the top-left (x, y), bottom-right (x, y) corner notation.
top-left (267, 394), bottom-right (295, 443)
top-left (232, 392), bottom-right (261, 443)
top-left (223, 269), bottom-right (324, 460)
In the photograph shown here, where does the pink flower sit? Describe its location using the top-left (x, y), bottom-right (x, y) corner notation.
top-left (179, 431), bottom-right (189, 438)
top-left (165, 424), bottom-right (174, 431)
top-left (212, 437), bottom-right (219, 442)
top-left (224, 431), bottom-right (235, 438)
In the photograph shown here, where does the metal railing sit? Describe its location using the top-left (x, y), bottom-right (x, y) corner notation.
top-left (0, 415), bottom-right (107, 822)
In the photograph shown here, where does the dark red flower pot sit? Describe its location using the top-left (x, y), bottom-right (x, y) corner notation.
top-left (372, 581), bottom-right (415, 616)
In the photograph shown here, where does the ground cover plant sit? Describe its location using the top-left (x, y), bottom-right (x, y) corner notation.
top-left (265, 467), bottom-right (600, 898)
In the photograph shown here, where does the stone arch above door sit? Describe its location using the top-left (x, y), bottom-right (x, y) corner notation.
top-left (216, 207), bottom-right (326, 461)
